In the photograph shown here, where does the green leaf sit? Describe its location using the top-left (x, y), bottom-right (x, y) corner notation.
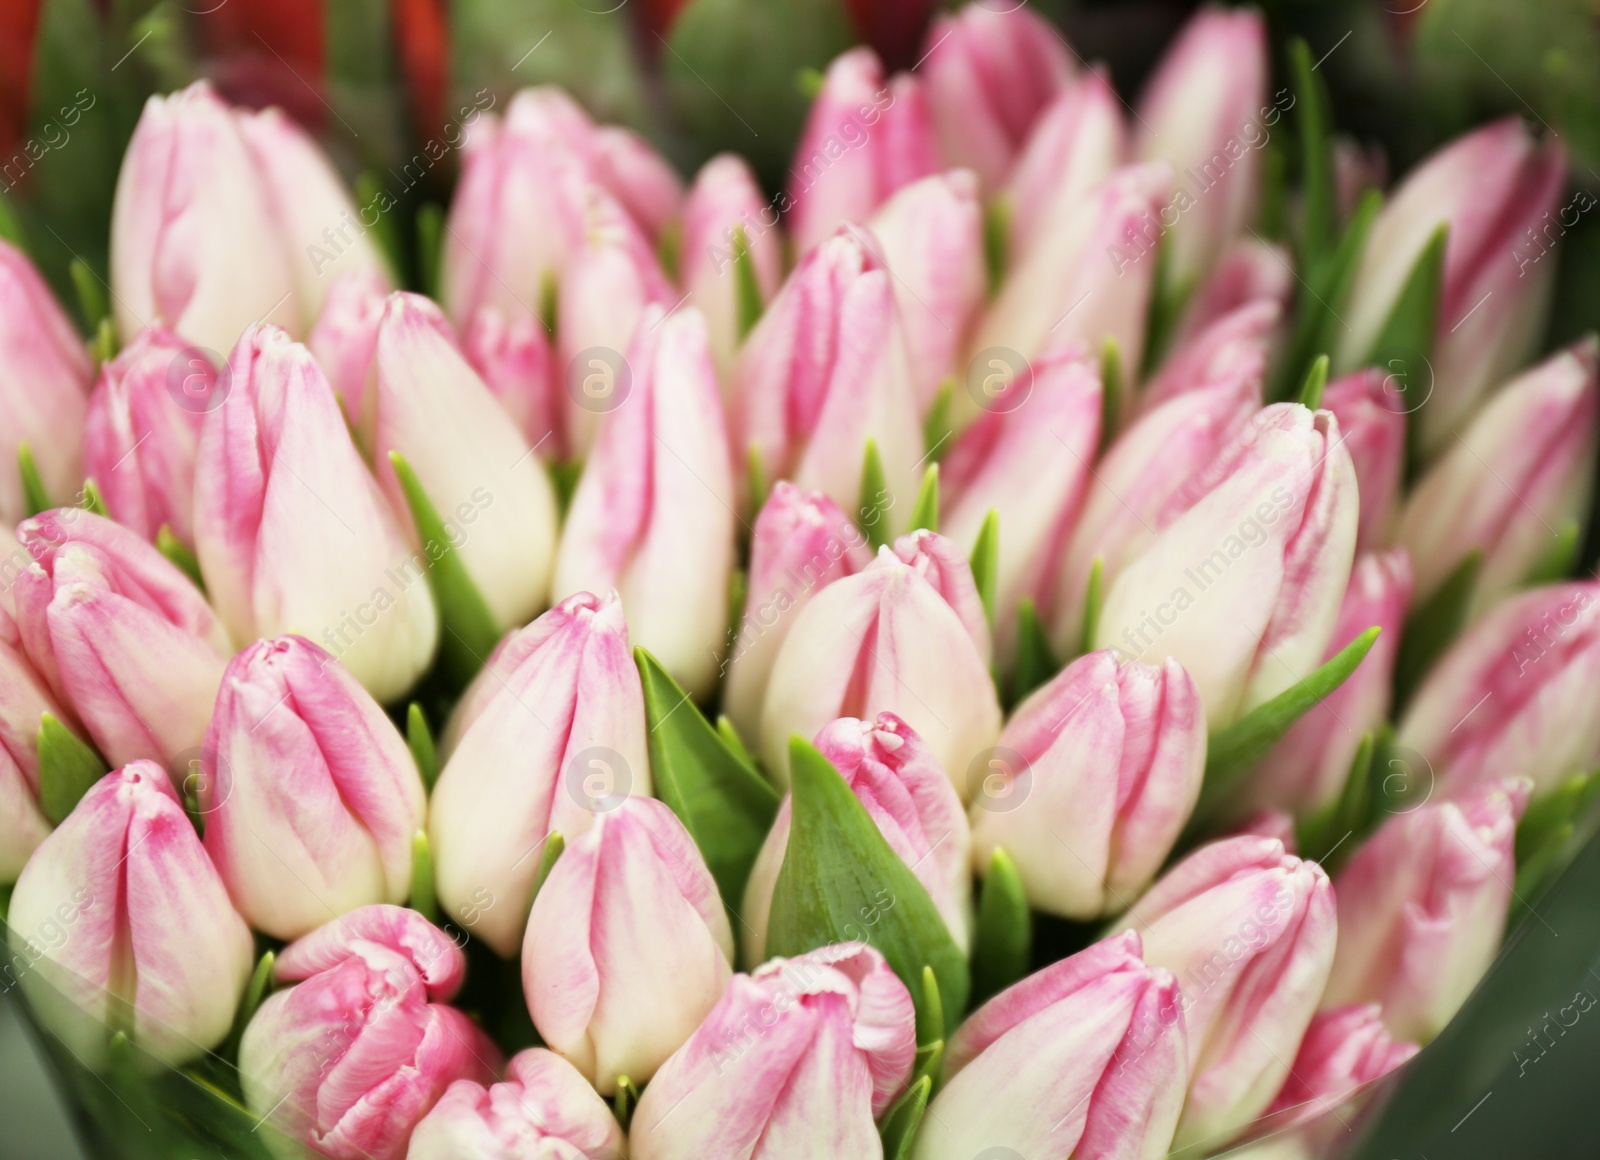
top-left (908, 464), bottom-right (940, 533)
top-left (657, 218), bottom-right (682, 283)
top-left (37, 712), bottom-right (107, 825)
top-left (18, 443), bottom-right (50, 516)
top-left (733, 224), bottom-right (765, 341)
top-left (1140, 240), bottom-right (1191, 378)
top-left (415, 203), bottom-right (444, 300)
top-left (550, 459), bottom-right (584, 516)
top-left (923, 382), bottom-right (956, 462)
top-left (796, 66), bottom-right (826, 99)
top-left (879, 1074), bottom-right (932, 1160)
top-left (1288, 37), bottom-right (1337, 268)
top-left (0, 193), bottom-right (22, 249)
top-left (1297, 353), bottom-right (1330, 411)
top-left (717, 715), bottom-right (757, 768)
top-left (1297, 731), bottom-right (1378, 870)
top-left (530, 831), bottom-right (565, 907)
top-left (389, 451), bottom-right (502, 688)
top-left (407, 703), bottom-right (439, 792)
top-left (1099, 339), bottom-right (1122, 453)
top-left (90, 317), bottom-right (117, 366)
top-left (1274, 189), bottom-right (1381, 401)
top-left (1394, 549), bottom-right (1481, 711)
top-left (1525, 519), bottom-right (1582, 586)
top-left (969, 510), bottom-right (1000, 632)
top-left (638, 648), bottom-right (780, 924)
top-left (539, 269), bottom-right (560, 336)
top-left (767, 737), bottom-right (970, 1035)
top-left (970, 847), bottom-right (1032, 1007)
top-left (858, 438), bottom-right (892, 549)
top-left (69, 257), bottom-right (109, 333)
top-left (354, 172), bottom-right (406, 283)
top-left (156, 525), bottom-right (205, 592)
top-left (1366, 225), bottom-right (1447, 469)
top-left (613, 1075), bottom-right (640, 1132)
top-left (983, 195), bottom-right (1011, 299)
top-left (745, 443), bottom-right (771, 516)
top-left (915, 965), bottom-right (944, 1049)
top-left (410, 830), bottom-right (438, 922)
top-left (1011, 599), bottom-right (1059, 708)
top-left (1078, 554), bottom-right (1105, 657)
top-left (1517, 769), bottom-right (1600, 864)
top-left (222, 950), bottom-right (276, 1063)
top-left (80, 479), bottom-right (108, 517)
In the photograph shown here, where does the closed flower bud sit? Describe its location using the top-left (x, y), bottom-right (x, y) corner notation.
top-left (1322, 368), bottom-right (1407, 554)
top-left (8, 760), bottom-right (253, 1067)
top-left (307, 267), bottom-right (389, 419)
top-left (460, 305), bottom-right (563, 456)
top-left (429, 592), bottom-right (649, 957)
top-left (0, 636), bottom-right (76, 883)
top-left (1142, 298), bottom-right (1276, 412)
top-left (590, 124), bottom-right (685, 238)
top-left (911, 933), bottom-right (1187, 1160)
top-left (1003, 70), bottom-right (1127, 258)
top-left (680, 154), bottom-right (784, 376)
top-left (630, 942), bottom-right (917, 1160)
top-left (1171, 239), bottom-right (1295, 351)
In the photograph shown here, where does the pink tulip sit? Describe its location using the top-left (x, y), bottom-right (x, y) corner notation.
top-left (1115, 835), bottom-right (1337, 1146)
top-left (590, 124), bottom-right (685, 238)
top-left (407, 1047), bottom-right (627, 1160)
top-left (787, 47), bottom-right (939, 255)
top-left (1171, 238), bottom-right (1295, 351)
top-left (1255, 1005), bottom-right (1418, 1139)
top-left (460, 305), bottom-right (563, 456)
top-left (1141, 297), bottom-right (1277, 412)
top-left (744, 713), bottom-right (971, 962)
top-left (918, 2), bottom-right (1074, 190)
top-left (428, 591), bottom-right (649, 957)
top-left (14, 510), bottom-right (231, 773)
top-left (523, 796), bottom-right (734, 1092)
top-left (1398, 581), bottom-right (1600, 798)
top-left (1003, 70), bottom-right (1127, 258)
top-left (1323, 368), bottom-right (1408, 554)
top-left (306, 267), bottom-right (389, 419)
top-left (0, 240), bottom-right (91, 524)
top-left (239, 905), bottom-right (502, 1160)
top-left (972, 650), bottom-right (1205, 919)
top-left (193, 324), bottom-right (438, 703)
top-left (0, 636), bottom-right (75, 883)
top-left (911, 933), bottom-right (1186, 1160)
top-left (80, 325), bottom-right (208, 546)
top-left (630, 942), bottom-right (916, 1160)
top-left (722, 482), bottom-right (874, 745)
top-left (553, 306), bottom-right (735, 698)
top-left (1337, 118), bottom-right (1567, 460)
top-left (680, 154), bottom-right (784, 375)
top-left (7, 760), bottom-right (253, 1067)
top-left (1324, 779), bottom-right (1528, 1042)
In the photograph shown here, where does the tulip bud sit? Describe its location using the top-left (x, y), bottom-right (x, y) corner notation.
top-left (80, 326), bottom-right (207, 546)
top-left (1399, 340), bottom-right (1599, 615)
top-left (15, 510), bottom-right (231, 772)
top-left (680, 154), bottom-right (784, 375)
top-left (460, 305), bottom-right (563, 456)
top-left (722, 482), bottom-right (874, 745)
top-left (910, 932), bottom-right (1186, 1160)
top-left (744, 713), bottom-right (971, 963)
top-left (630, 942), bottom-right (917, 1160)
top-left (369, 292), bottom-right (559, 631)
top-left (1003, 71), bottom-right (1127, 257)
top-left (1141, 297), bottom-right (1276, 412)
top-left (1240, 551), bottom-right (1412, 819)
top-left (760, 532), bottom-right (1001, 794)
top-left (7, 760), bottom-right (253, 1067)
top-left (0, 521), bottom-right (26, 627)
top-left (429, 591), bottom-right (649, 957)
top-left (1116, 835), bottom-right (1337, 1146)
top-left (591, 124), bottom-right (685, 238)
top-left (1337, 118), bottom-right (1567, 460)
top-left (972, 650), bottom-right (1205, 918)
top-left (553, 306), bottom-right (735, 699)
top-left (733, 228), bottom-right (923, 525)
top-left (0, 240), bottom-right (91, 524)
top-left (919, 3), bottom-right (1074, 191)
top-left (1171, 238), bottom-right (1295, 351)
top-left (1134, 7), bottom-right (1269, 288)
top-left (865, 170), bottom-right (987, 409)
top-left (193, 324), bottom-right (438, 703)
top-left (1253, 1005), bottom-right (1418, 1145)
top-left (1322, 368), bottom-right (1407, 554)
top-left (1094, 403), bottom-right (1359, 729)
top-left (787, 48), bottom-right (939, 255)
top-left (1323, 779), bottom-right (1528, 1042)
top-left (307, 267), bottom-right (389, 419)
top-left (523, 796), bottom-right (734, 1092)
top-left (240, 905), bottom-right (502, 1160)
top-left (407, 1047), bottom-right (627, 1160)
top-left (1398, 581), bottom-right (1600, 798)
top-left (0, 636), bottom-right (73, 883)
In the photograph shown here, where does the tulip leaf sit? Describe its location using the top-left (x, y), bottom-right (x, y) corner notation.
top-left (1274, 188), bottom-right (1381, 401)
top-left (969, 510), bottom-right (1000, 632)
top-left (1394, 549), bottom-right (1481, 711)
top-left (354, 172), bottom-right (406, 284)
top-left (78, 478), bottom-right (108, 518)
top-left (389, 451), bottom-right (502, 689)
top-left (549, 459), bottom-right (584, 518)
top-left (656, 218), bottom-right (682, 284)
top-left (1297, 731), bottom-right (1378, 871)
top-left (407, 703), bottom-right (439, 792)
top-left (1141, 240), bottom-right (1191, 378)
top-left (1526, 519), bottom-right (1583, 586)
top-left (908, 464), bottom-right (939, 534)
top-left (1099, 338), bottom-right (1122, 453)
top-left (415, 202), bottom-right (444, 301)
top-left (923, 382), bottom-right (955, 464)
top-left (90, 317), bottom-right (117, 367)
top-left (409, 830), bottom-right (439, 923)
top-left (222, 950), bottom-right (276, 1064)
top-left (69, 257), bottom-right (109, 335)
top-left (733, 224), bottom-right (764, 341)
top-left (1011, 599), bottom-right (1059, 708)
top-left (531, 831), bottom-right (565, 906)
top-left (1517, 769), bottom-right (1600, 865)
top-left (971, 847), bottom-right (1032, 1007)
top-left (152, 524), bottom-right (204, 593)
top-left (858, 438), bottom-right (893, 549)
top-left (637, 648), bottom-right (780, 925)
top-left (1297, 353), bottom-right (1330, 411)
top-left (767, 737), bottom-right (970, 1036)
top-left (879, 1074), bottom-right (932, 1160)
top-left (1289, 37), bottom-right (1337, 269)
top-left (18, 444), bottom-right (50, 517)
top-left (1367, 224), bottom-right (1448, 471)
top-left (983, 194), bottom-right (1011, 299)
top-left (0, 194), bottom-right (20, 248)
top-left (1078, 554), bottom-right (1106, 658)
top-left (745, 443), bottom-right (770, 517)
top-left (613, 1075), bottom-right (639, 1132)
top-left (37, 712), bottom-right (107, 825)
top-left (716, 715), bottom-right (757, 768)
top-left (916, 965), bottom-right (944, 1050)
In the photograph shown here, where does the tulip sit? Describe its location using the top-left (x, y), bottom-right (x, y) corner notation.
top-left (0, 521), bottom-right (29, 625)
top-left (1093, 403), bottom-right (1359, 729)
top-left (1238, 550), bottom-right (1412, 820)
top-left (1141, 297), bottom-right (1276, 412)
top-left (307, 267), bottom-right (389, 419)
top-left (0, 636), bottom-right (74, 883)
top-left (786, 47), bottom-right (939, 255)
top-left (1003, 70), bottom-right (1126, 257)
top-left (680, 153), bottom-right (784, 376)
top-left (733, 228), bottom-right (923, 526)
top-left (14, 510), bottom-right (231, 772)
top-left (7, 761), bottom-right (253, 1068)
top-left (971, 650), bottom-right (1205, 919)
top-left (1336, 118), bottom-right (1567, 460)
top-left (721, 482), bottom-right (874, 746)
top-left (239, 905), bottom-right (502, 1160)
top-left (1397, 581), bottom-right (1600, 798)
top-left (1170, 238), bottom-right (1295, 351)
top-left (1115, 834), bottom-right (1337, 1146)
top-left (0, 240), bottom-right (91, 524)
top-left (1134, 7), bottom-right (1269, 288)
top-left (918, 2), bottom-right (1074, 190)
top-left (523, 796), bottom-right (734, 1092)
top-left (80, 325), bottom-right (207, 547)
top-left (1322, 368), bottom-right (1407, 554)
top-left (630, 942), bottom-right (916, 1160)
top-left (760, 530), bottom-right (1001, 794)
top-left (865, 170), bottom-right (987, 409)
top-left (910, 932), bottom-right (1186, 1160)
top-left (553, 306), bottom-right (735, 698)
top-left (428, 591), bottom-right (649, 957)
top-left (406, 1047), bottom-right (627, 1160)
top-left (460, 305), bottom-right (563, 456)
top-left (1323, 779), bottom-right (1528, 1042)
top-left (744, 713), bottom-right (971, 964)
top-left (1399, 340), bottom-right (1599, 616)
top-left (368, 292), bottom-right (559, 632)
top-left (193, 324), bottom-right (438, 703)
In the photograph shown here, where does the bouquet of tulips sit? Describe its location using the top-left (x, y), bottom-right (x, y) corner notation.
top-left (1, 4), bottom-right (1595, 1158)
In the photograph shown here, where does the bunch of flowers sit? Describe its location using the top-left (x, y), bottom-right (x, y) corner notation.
top-left (0, 6), bottom-right (1593, 1160)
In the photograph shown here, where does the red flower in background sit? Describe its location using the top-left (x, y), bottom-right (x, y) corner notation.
top-left (0, 0), bottom-right (45, 160)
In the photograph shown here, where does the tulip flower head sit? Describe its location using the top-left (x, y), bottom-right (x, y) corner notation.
top-left (0, 634), bottom-right (66, 883)
top-left (1322, 367), bottom-right (1408, 554)
top-left (680, 153), bottom-right (784, 376)
top-left (1256, 1005), bottom-right (1418, 1139)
